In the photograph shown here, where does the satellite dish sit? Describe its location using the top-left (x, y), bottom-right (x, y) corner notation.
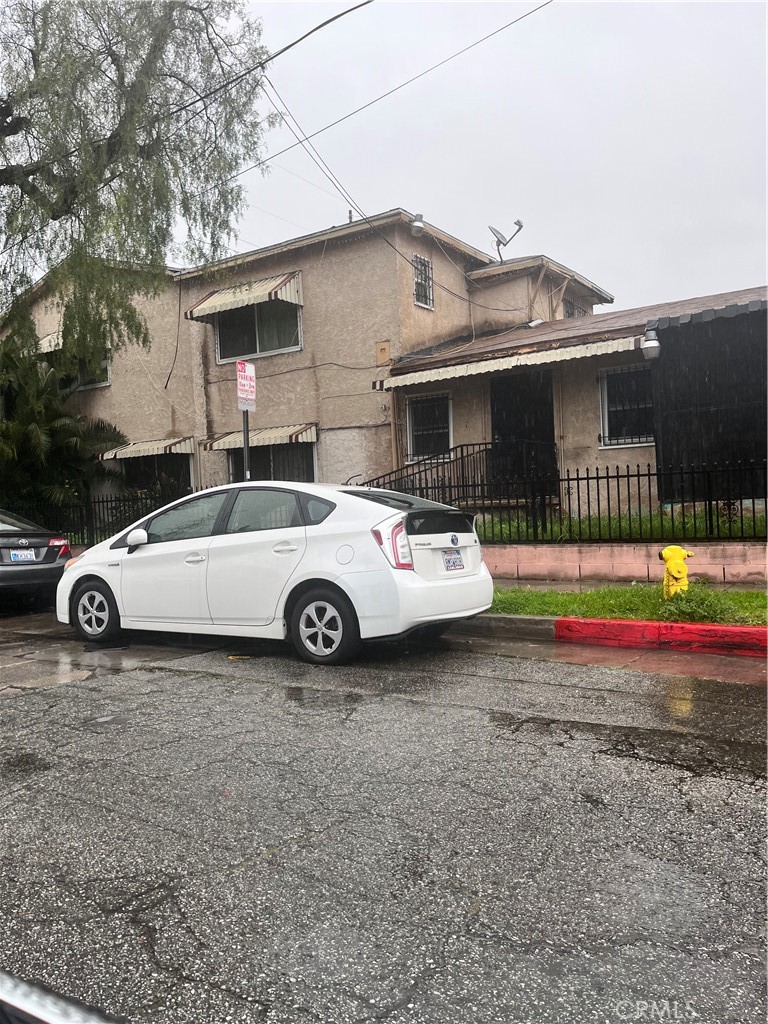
top-left (489, 225), bottom-right (510, 247)
top-left (488, 220), bottom-right (524, 262)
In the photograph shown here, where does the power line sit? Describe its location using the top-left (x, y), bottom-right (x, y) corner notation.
top-left (166, 0), bottom-right (375, 119)
top-left (0, 0), bottom-right (374, 261)
top-left (224, 0), bottom-right (555, 187)
top-left (262, 76), bottom-right (551, 316)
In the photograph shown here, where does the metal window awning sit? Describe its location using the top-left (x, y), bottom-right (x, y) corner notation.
top-left (377, 336), bottom-right (642, 390)
top-left (185, 272), bottom-right (303, 322)
top-left (101, 437), bottom-right (195, 460)
top-left (203, 423), bottom-right (317, 451)
top-left (38, 331), bottom-right (63, 353)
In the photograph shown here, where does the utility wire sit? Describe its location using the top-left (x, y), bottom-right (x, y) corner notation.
top-left (222, 0), bottom-right (554, 187)
top-left (167, 1), bottom-right (374, 119)
top-left (263, 76), bottom-right (549, 317)
top-left (0, 0), bottom-right (374, 260)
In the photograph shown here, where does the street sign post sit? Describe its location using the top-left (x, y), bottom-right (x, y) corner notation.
top-left (236, 361), bottom-right (256, 480)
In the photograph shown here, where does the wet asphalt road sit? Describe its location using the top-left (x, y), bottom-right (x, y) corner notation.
top-left (0, 608), bottom-right (765, 1024)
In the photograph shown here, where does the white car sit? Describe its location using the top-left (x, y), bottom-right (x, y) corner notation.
top-left (57, 482), bottom-right (493, 664)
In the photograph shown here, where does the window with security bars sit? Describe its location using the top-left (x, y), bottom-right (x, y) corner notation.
top-left (407, 393), bottom-right (451, 459)
top-left (413, 255), bottom-right (434, 308)
top-left (599, 365), bottom-right (654, 446)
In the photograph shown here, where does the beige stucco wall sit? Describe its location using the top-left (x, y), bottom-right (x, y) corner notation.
top-left (393, 225), bottom-right (473, 356)
top-left (67, 283), bottom-right (200, 444)
top-left (553, 351), bottom-right (656, 474)
top-left (390, 376), bottom-right (490, 468)
top-left (17, 226), bottom-right (612, 492)
top-left (26, 229), bottom-right (406, 488)
top-left (469, 275), bottom-right (531, 335)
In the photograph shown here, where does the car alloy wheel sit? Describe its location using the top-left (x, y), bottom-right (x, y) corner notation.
top-left (72, 581), bottom-right (121, 643)
top-left (290, 588), bottom-right (360, 665)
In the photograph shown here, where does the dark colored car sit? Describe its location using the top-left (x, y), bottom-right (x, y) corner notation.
top-left (0, 508), bottom-right (71, 607)
top-left (0, 968), bottom-right (123, 1023)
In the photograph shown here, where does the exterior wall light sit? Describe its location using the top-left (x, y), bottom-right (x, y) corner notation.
top-left (411, 214), bottom-right (425, 237)
top-left (641, 328), bottom-right (661, 360)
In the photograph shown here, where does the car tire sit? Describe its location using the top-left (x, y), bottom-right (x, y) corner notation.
top-left (72, 581), bottom-right (122, 643)
top-left (290, 588), bottom-right (361, 665)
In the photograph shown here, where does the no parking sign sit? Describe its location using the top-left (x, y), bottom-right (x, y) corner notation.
top-left (236, 360), bottom-right (255, 412)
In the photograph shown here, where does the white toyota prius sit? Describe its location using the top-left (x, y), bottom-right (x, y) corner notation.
top-left (57, 482), bottom-right (493, 663)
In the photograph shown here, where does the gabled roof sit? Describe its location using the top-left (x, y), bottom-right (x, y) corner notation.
top-left (390, 285), bottom-right (767, 377)
top-left (468, 255), bottom-right (614, 305)
top-left (173, 209), bottom-right (494, 281)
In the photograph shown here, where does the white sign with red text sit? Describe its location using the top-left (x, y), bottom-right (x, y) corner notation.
top-left (236, 360), bottom-right (256, 412)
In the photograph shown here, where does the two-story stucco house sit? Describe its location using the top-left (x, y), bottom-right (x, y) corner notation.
top-left (25, 208), bottom-right (612, 496)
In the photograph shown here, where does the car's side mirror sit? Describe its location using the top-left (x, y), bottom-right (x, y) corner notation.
top-left (126, 528), bottom-right (149, 553)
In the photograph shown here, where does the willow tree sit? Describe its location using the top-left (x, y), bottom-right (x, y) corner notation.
top-left (0, 0), bottom-right (275, 361)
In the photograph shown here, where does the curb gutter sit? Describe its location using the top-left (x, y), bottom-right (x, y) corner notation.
top-left (461, 614), bottom-right (767, 659)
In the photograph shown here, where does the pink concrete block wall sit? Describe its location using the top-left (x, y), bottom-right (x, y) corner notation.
top-left (484, 542), bottom-right (766, 584)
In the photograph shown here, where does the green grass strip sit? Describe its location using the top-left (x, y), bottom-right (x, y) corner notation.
top-left (489, 582), bottom-right (767, 626)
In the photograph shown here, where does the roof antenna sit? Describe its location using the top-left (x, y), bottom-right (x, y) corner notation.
top-left (489, 220), bottom-right (523, 262)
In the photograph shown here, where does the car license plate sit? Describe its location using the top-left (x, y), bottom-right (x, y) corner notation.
top-left (442, 548), bottom-right (464, 571)
top-left (10, 549), bottom-right (36, 562)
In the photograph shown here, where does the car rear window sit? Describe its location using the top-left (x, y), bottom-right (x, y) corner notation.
top-left (341, 489), bottom-right (453, 512)
top-left (0, 510), bottom-right (46, 532)
top-left (406, 511), bottom-right (475, 535)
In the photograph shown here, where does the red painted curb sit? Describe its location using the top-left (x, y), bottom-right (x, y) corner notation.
top-left (554, 617), bottom-right (767, 658)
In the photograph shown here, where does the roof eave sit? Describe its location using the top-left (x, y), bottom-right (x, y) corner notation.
top-left (468, 255), bottom-right (614, 305)
top-left (174, 210), bottom-right (494, 281)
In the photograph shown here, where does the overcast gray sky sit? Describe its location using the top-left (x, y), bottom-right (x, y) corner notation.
top-left (239, 1), bottom-right (766, 312)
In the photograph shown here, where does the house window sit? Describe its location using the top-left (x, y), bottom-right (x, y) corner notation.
top-left (407, 393), bottom-right (451, 459)
top-left (413, 255), bottom-right (434, 309)
top-left (64, 353), bottom-right (110, 390)
top-left (564, 298), bottom-right (587, 318)
top-left (45, 349), bottom-right (111, 391)
top-left (599, 365), bottom-right (654, 446)
top-left (229, 443), bottom-right (315, 484)
top-left (216, 299), bottom-right (301, 362)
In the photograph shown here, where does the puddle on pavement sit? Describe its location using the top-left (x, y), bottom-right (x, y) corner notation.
top-left (284, 686), bottom-right (363, 719)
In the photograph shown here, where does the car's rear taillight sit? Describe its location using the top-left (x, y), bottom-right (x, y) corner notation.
top-left (48, 537), bottom-right (71, 558)
top-left (372, 518), bottom-right (413, 570)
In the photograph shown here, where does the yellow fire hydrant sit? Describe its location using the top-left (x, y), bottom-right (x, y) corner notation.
top-left (659, 545), bottom-right (694, 599)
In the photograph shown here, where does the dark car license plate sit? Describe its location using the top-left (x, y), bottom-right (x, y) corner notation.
top-left (10, 550), bottom-right (36, 562)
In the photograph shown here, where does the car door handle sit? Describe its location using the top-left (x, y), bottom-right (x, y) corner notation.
top-left (185, 554), bottom-right (206, 564)
top-left (272, 542), bottom-right (298, 554)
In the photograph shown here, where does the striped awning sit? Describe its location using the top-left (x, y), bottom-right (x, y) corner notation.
top-left (377, 336), bottom-right (642, 390)
top-left (203, 423), bottom-right (317, 451)
top-left (101, 437), bottom-right (195, 460)
top-left (185, 272), bottom-right (303, 322)
top-left (38, 331), bottom-right (63, 353)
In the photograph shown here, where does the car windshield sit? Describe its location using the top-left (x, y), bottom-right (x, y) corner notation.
top-left (341, 489), bottom-right (454, 511)
top-left (0, 509), bottom-right (45, 533)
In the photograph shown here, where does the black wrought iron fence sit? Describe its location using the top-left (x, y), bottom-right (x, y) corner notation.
top-left (365, 458), bottom-right (767, 544)
top-left (366, 439), bottom-right (557, 502)
top-left (3, 495), bottom-right (158, 547)
top-left (4, 460), bottom-right (765, 548)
